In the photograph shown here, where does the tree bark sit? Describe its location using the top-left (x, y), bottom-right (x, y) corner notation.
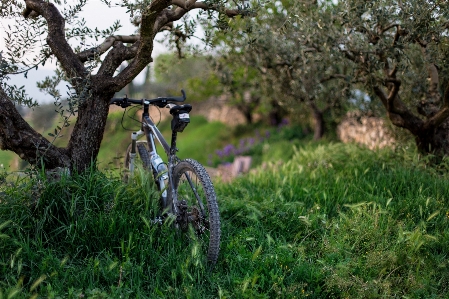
top-left (0, 87), bottom-right (70, 169)
top-left (414, 121), bottom-right (449, 157)
top-left (374, 81), bottom-right (449, 157)
top-left (66, 91), bottom-right (114, 172)
top-left (308, 102), bottom-right (325, 140)
top-left (268, 100), bottom-right (284, 126)
top-left (243, 110), bottom-right (253, 124)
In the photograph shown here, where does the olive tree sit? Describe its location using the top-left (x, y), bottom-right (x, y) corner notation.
top-left (209, 0), bottom-right (351, 138)
top-left (335, 0), bottom-right (449, 155)
top-left (213, 0), bottom-right (449, 152)
top-left (0, 0), bottom-right (249, 171)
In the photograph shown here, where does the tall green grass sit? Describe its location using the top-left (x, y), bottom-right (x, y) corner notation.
top-left (1, 142), bottom-right (449, 298)
top-left (218, 143), bottom-right (449, 297)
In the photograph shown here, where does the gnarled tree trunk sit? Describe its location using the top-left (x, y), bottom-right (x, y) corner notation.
top-left (67, 91), bottom-right (114, 171)
top-left (374, 79), bottom-right (449, 157)
top-left (309, 102), bottom-right (326, 140)
top-left (414, 119), bottom-right (449, 157)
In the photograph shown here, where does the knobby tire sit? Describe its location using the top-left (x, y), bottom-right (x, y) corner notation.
top-left (171, 159), bottom-right (221, 265)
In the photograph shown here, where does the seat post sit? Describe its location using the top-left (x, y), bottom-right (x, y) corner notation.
top-left (170, 131), bottom-right (178, 156)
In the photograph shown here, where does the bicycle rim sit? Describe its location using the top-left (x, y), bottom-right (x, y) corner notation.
top-left (172, 159), bottom-right (221, 265)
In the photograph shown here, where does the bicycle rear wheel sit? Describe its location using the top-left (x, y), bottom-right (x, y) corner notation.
top-left (171, 159), bottom-right (221, 265)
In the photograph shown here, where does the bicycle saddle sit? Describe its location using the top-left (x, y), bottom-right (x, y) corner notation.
top-left (169, 104), bottom-right (192, 115)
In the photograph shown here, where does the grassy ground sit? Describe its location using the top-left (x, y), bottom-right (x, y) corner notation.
top-left (0, 151), bottom-right (17, 171)
top-left (1, 140), bottom-right (449, 298)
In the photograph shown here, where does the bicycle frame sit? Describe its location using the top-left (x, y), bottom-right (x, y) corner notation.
top-left (128, 101), bottom-right (180, 215)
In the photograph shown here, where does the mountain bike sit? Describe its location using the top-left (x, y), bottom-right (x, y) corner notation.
top-left (110, 90), bottom-right (220, 265)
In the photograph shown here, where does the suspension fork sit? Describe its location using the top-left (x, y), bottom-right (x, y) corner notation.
top-left (142, 123), bottom-right (170, 211)
top-left (128, 130), bottom-right (144, 176)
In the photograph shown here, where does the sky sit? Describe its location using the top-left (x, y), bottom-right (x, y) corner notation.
top-left (0, 1), bottom-right (169, 103)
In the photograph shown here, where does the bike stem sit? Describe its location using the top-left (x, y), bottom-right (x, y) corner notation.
top-left (142, 101), bottom-right (150, 118)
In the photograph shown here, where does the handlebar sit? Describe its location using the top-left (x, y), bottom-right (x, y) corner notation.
top-left (110, 89), bottom-right (187, 108)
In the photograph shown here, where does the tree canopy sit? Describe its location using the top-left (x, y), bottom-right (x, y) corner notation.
top-left (208, 0), bottom-right (449, 153)
top-left (337, 0), bottom-right (449, 155)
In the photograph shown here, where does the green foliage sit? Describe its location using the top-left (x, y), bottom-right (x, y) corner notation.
top-left (337, 0), bottom-right (449, 99)
top-left (206, 0), bottom-right (353, 130)
top-left (151, 53), bottom-right (221, 101)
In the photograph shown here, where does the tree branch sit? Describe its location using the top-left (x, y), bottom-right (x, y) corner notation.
top-left (373, 86), bottom-right (389, 109)
top-left (170, 0), bottom-right (242, 17)
top-left (425, 81), bottom-right (449, 129)
top-left (0, 87), bottom-right (70, 169)
top-left (105, 0), bottom-right (248, 90)
top-left (380, 23), bottom-right (400, 35)
top-left (77, 35), bottom-right (139, 63)
top-left (392, 25), bottom-right (408, 46)
top-left (415, 39), bottom-right (443, 119)
top-left (172, 0), bottom-right (197, 10)
top-left (385, 79), bottom-right (401, 112)
top-left (108, 0), bottom-right (247, 91)
top-left (191, 1), bottom-right (241, 18)
top-left (106, 0), bottom-right (171, 90)
top-left (389, 65), bottom-right (397, 78)
top-left (24, 0), bottom-right (86, 80)
top-left (373, 85), bottom-right (424, 133)
top-left (419, 44), bottom-right (441, 104)
top-left (96, 41), bottom-right (139, 78)
top-left (320, 74), bottom-right (348, 83)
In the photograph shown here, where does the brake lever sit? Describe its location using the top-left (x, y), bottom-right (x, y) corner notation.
top-left (120, 100), bottom-right (132, 108)
top-left (181, 89), bottom-right (186, 101)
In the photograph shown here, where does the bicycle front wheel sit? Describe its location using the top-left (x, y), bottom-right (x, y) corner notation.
top-left (171, 159), bottom-right (221, 265)
top-left (123, 141), bottom-right (151, 181)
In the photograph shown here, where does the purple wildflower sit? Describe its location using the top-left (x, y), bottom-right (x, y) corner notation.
top-left (223, 144), bottom-right (235, 156)
top-left (216, 149), bottom-right (224, 158)
top-left (239, 139), bottom-right (245, 148)
top-left (278, 118), bottom-right (289, 128)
